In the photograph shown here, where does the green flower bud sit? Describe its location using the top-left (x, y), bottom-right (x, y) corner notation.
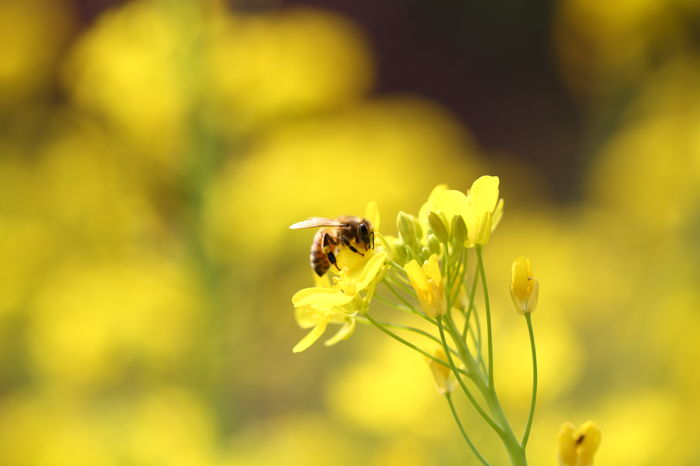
top-left (394, 240), bottom-right (408, 261)
top-left (427, 234), bottom-right (441, 255)
top-left (420, 246), bottom-right (431, 260)
top-left (414, 219), bottom-right (423, 240)
top-left (428, 211), bottom-right (449, 243)
top-left (452, 215), bottom-right (467, 245)
top-left (397, 211), bottom-right (419, 245)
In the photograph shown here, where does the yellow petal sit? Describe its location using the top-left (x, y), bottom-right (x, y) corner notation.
top-left (491, 198), bottom-right (504, 231)
top-left (557, 422), bottom-right (577, 466)
top-left (292, 319), bottom-right (329, 353)
top-left (468, 175), bottom-right (499, 215)
top-left (404, 259), bottom-right (428, 292)
top-left (356, 251), bottom-right (387, 291)
top-left (423, 254), bottom-right (442, 285)
top-left (432, 189), bottom-right (469, 223)
top-left (418, 184), bottom-right (448, 223)
top-left (294, 305), bottom-right (325, 328)
top-left (364, 200), bottom-right (380, 231)
top-left (427, 348), bottom-right (455, 394)
top-left (324, 318), bottom-right (356, 346)
top-left (293, 287), bottom-right (353, 308)
top-left (577, 421), bottom-right (602, 466)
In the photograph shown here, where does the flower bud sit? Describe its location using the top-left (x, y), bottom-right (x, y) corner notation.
top-left (427, 234), bottom-right (441, 255)
top-left (510, 256), bottom-right (538, 315)
top-left (420, 246), bottom-right (431, 260)
top-left (394, 241), bottom-right (408, 261)
top-left (404, 254), bottom-right (445, 318)
top-left (428, 211), bottom-right (449, 243)
top-left (397, 211), bottom-right (419, 245)
top-left (558, 421), bottom-right (601, 466)
top-left (427, 348), bottom-right (456, 395)
top-left (451, 215), bottom-right (467, 245)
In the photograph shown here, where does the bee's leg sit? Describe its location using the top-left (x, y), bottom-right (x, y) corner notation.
top-left (341, 236), bottom-right (364, 256)
top-left (327, 251), bottom-right (341, 271)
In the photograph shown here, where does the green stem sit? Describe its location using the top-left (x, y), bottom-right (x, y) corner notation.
top-left (521, 314), bottom-right (537, 448)
top-left (365, 314), bottom-right (468, 376)
top-left (462, 264), bottom-right (480, 339)
top-left (382, 284), bottom-right (436, 326)
top-left (484, 394), bottom-right (528, 466)
top-left (355, 316), bottom-right (459, 358)
top-left (444, 314), bottom-right (478, 373)
top-left (449, 246), bottom-right (467, 308)
top-left (373, 294), bottom-right (425, 319)
top-left (437, 317), bottom-right (503, 435)
top-left (476, 246), bottom-right (495, 390)
top-left (384, 276), bottom-right (417, 301)
top-left (445, 393), bottom-right (491, 466)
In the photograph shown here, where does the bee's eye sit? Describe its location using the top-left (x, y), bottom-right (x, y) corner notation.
top-left (360, 223), bottom-right (368, 235)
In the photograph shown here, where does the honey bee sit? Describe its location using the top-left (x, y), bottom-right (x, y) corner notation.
top-left (289, 216), bottom-right (375, 276)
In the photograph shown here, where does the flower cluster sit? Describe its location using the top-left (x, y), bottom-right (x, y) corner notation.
top-left (290, 176), bottom-right (601, 466)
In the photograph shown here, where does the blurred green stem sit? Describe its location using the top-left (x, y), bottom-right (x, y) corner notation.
top-left (475, 246), bottom-right (495, 390)
top-left (364, 314), bottom-right (468, 376)
top-left (445, 393), bottom-right (491, 466)
top-left (356, 315), bottom-right (460, 359)
top-left (437, 317), bottom-right (502, 435)
top-left (521, 313), bottom-right (537, 448)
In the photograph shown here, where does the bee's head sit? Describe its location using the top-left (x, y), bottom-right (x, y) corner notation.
top-left (358, 219), bottom-right (373, 249)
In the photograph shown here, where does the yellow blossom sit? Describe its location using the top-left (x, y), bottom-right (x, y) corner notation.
top-left (558, 421), bottom-right (602, 466)
top-left (465, 175), bottom-right (503, 246)
top-left (510, 256), bottom-right (539, 315)
top-left (292, 288), bottom-right (356, 353)
top-left (418, 176), bottom-right (504, 248)
top-left (404, 254), bottom-right (445, 318)
top-left (427, 348), bottom-right (455, 395)
top-left (292, 202), bottom-right (386, 353)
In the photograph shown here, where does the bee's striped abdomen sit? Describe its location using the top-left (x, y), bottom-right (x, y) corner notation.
top-left (310, 229), bottom-right (331, 276)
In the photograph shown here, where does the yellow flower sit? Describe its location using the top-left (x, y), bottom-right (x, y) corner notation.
top-left (292, 202), bottom-right (386, 353)
top-left (404, 254), bottom-right (445, 318)
top-left (558, 421), bottom-right (602, 466)
top-left (427, 348), bottom-right (455, 395)
top-left (465, 175), bottom-right (503, 246)
top-left (292, 288), bottom-right (356, 353)
top-left (510, 256), bottom-right (539, 315)
top-left (418, 176), bottom-right (504, 247)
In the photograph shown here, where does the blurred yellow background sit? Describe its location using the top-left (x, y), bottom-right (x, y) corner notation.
top-left (1, 0), bottom-right (699, 464)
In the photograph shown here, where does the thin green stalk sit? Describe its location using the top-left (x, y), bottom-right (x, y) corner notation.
top-left (521, 313), bottom-right (538, 448)
top-left (365, 314), bottom-right (468, 376)
top-left (483, 393), bottom-right (528, 466)
top-left (462, 264), bottom-right (480, 339)
top-left (449, 246), bottom-right (467, 307)
top-left (388, 259), bottom-right (407, 271)
top-left (385, 275), bottom-right (417, 299)
top-left (445, 393), bottom-right (491, 466)
top-left (472, 302), bottom-right (483, 360)
top-left (476, 246), bottom-right (495, 390)
top-left (444, 314), bottom-right (479, 373)
top-left (437, 317), bottom-right (503, 435)
top-left (373, 294), bottom-right (426, 319)
top-left (383, 280), bottom-right (421, 313)
top-left (355, 316), bottom-right (459, 358)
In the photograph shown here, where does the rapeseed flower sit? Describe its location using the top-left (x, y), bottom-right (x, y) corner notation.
top-left (558, 421), bottom-right (601, 466)
top-left (418, 176), bottom-right (504, 247)
top-left (292, 202), bottom-right (386, 352)
top-left (404, 254), bottom-right (445, 318)
top-left (510, 256), bottom-right (539, 315)
top-left (427, 348), bottom-right (455, 394)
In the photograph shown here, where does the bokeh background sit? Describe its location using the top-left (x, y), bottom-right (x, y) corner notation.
top-left (1, 0), bottom-right (700, 464)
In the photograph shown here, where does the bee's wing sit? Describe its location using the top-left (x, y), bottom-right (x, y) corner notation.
top-left (289, 218), bottom-right (347, 230)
